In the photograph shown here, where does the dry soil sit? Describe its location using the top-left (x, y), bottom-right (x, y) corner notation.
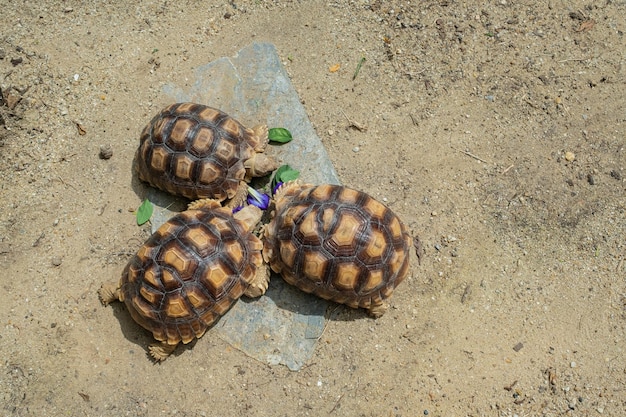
top-left (1, 1), bottom-right (625, 416)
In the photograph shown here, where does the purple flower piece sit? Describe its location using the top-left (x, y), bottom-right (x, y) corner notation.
top-left (272, 181), bottom-right (284, 195)
top-left (247, 187), bottom-right (270, 210)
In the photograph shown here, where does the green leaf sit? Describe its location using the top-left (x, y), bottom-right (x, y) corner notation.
top-left (268, 127), bottom-right (293, 143)
top-left (279, 168), bottom-right (300, 182)
top-left (271, 164), bottom-right (300, 191)
top-left (353, 56), bottom-right (366, 80)
top-left (136, 199), bottom-right (153, 226)
top-left (271, 165), bottom-right (288, 191)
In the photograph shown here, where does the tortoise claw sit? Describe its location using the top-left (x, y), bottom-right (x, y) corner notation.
top-left (98, 282), bottom-right (121, 306)
top-left (366, 302), bottom-right (389, 319)
top-left (244, 264), bottom-right (270, 298)
top-left (149, 342), bottom-right (178, 361)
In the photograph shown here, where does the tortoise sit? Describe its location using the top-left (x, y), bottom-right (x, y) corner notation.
top-left (98, 199), bottom-right (269, 361)
top-left (262, 181), bottom-right (412, 317)
top-left (134, 102), bottom-right (279, 206)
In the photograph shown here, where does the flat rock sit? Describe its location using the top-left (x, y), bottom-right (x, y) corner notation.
top-left (149, 42), bottom-right (340, 370)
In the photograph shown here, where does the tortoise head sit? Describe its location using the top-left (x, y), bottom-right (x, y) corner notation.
top-left (244, 152), bottom-right (279, 178)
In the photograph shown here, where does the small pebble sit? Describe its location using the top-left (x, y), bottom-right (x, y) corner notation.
top-left (352, 146), bottom-right (360, 153)
top-left (610, 170), bottom-right (622, 180)
top-left (587, 174), bottom-right (595, 185)
top-left (51, 257), bottom-right (62, 267)
top-left (570, 361), bottom-right (577, 368)
top-left (99, 144), bottom-right (113, 160)
top-left (564, 151), bottom-right (576, 162)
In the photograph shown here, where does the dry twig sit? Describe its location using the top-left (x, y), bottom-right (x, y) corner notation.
top-left (341, 110), bottom-right (367, 132)
top-left (450, 146), bottom-right (490, 164)
top-left (329, 393), bottom-right (345, 414)
top-left (57, 175), bottom-right (78, 190)
top-left (501, 164), bottom-right (514, 174)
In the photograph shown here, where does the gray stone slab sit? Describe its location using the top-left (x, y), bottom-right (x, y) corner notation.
top-left (162, 42), bottom-right (341, 187)
top-left (149, 42), bottom-right (340, 370)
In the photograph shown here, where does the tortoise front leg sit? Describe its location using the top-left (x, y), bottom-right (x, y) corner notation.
top-left (224, 181), bottom-right (249, 209)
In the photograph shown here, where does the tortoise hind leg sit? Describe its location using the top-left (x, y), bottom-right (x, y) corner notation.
top-left (98, 282), bottom-right (122, 306)
top-left (366, 301), bottom-right (389, 318)
top-left (148, 341), bottom-right (178, 362)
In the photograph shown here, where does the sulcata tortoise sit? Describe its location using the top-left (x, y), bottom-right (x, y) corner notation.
top-left (98, 199), bottom-right (269, 361)
top-left (263, 181), bottom-right (412, 317)
top-left (134, 102), bottom-right (278, 206)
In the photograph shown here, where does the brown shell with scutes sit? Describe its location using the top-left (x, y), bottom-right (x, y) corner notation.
top-left (99, 200), bottom-right (266, 360)
top-left (263, 182), bottom-right (412, 317)
top-left (134, 102), bottom-right (275, 202)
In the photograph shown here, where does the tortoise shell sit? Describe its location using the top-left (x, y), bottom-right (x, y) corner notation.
top-left (263, 182), bottom-right (412, 317)
top-left (134, 102), bottom-right (275, 202)
top-left (99, 201), bottom-right (267, 360)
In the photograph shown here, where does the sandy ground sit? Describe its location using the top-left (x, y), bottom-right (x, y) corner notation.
top-left (1, 1), bottom-right (625, 416)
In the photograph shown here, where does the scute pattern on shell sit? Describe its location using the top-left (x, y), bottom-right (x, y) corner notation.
top-left (134, 103), bottom-right (258, 200)
top-left (264, 183), bottom-right (411, 312)
top-left (121, 207), bottom-right (263, 346)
